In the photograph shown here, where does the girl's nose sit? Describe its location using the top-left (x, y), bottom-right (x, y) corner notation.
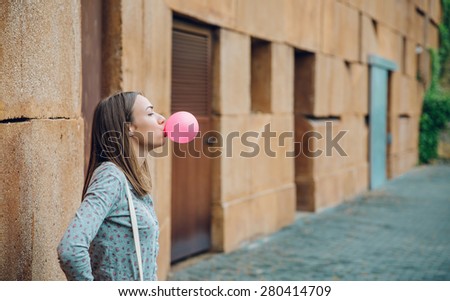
top-left (158, 114), bottom-right (166, 125)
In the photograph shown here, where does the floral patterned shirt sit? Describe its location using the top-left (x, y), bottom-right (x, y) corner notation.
top-left (57, 161), bottom-right (159, 281)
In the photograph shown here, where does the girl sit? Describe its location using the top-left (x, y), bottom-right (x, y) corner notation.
top-left (57, 91), bottom-right (166, 280)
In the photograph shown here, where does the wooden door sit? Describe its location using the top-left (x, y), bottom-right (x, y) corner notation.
top-left (171, 19), bottom-right (213, 262)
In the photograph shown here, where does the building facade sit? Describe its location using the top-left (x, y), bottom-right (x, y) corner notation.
top-left (0, 0), bottom-right (441, 280)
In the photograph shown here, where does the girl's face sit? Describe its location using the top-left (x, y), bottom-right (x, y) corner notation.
top-left (130, 95), bottom-right (166, 150)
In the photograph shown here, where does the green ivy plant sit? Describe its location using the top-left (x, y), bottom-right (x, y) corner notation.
top-left (419, 0), bottom-right (450, 163)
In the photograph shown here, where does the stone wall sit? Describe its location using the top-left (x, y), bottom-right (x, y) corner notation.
top-left (0, 0), bottom-right (83, 280)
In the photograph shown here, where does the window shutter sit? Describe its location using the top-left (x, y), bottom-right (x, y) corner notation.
top-left (171, 29), bottom-right (210, 116)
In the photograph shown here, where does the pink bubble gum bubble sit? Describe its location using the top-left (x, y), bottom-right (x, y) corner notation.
top-left (163, 111), bottom-right (199, 143)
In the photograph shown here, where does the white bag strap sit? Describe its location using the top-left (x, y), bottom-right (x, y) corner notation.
top-left (125, 181), bottom-right (144, 281)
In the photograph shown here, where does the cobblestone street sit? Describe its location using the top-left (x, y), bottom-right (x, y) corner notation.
top-left (168, 164), bottom-right (450, 281)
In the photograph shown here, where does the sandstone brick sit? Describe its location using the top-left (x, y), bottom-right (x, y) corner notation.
top-left (390, 73), bottom-right (413, 116)
top-left (294, 53), bottom-right (332, 117)
top-left (378, 24), bottom-right (403, 70)
top-left (408, 115), bottom-right (420, 151)
top-left (414, 0), bottom-right (427, 13)
top-left (355, 162), bottom-right (369, 194)
top-left (248, 113), bottom-right (277, 193)
top-left (285, 0), bottom-right (322, 52)
top-left (0, 1), bottom-right (81, 120)
top-left (339, 3), bottom-right (360, 61)
top-left (270, 114), bottom-right (295, 187)
top-left (349, 63), bottom-right (369, 115)
top-left (321, 0), bottom-right (340, 56)
top-left (217, 185), bottom-right (295, 252)
top-left (295, 117), bottom-right (342, 181)
top-left (407, 0), bottom-right (419, 40)
top-left (235, 0), bottom-right (285, 42)
top-left (322, 0), bottom-right (359, 61)
top-left (342, 166), bottom-right (358, 200)
top-left (164, 0), bottom-right (236, 28)
top-left (329, 58), bottom-right (347, 116)
top-left (314, 173), bottom-right (345, 211)
top-left (340, 0), bottom-right (364, 10)
top-left (427, 22), bottom-right (440, 49)
top-left (340, 115), bottom-right (366, 168)
top-left (271, 43), bottom-right (294, 114)
top-left (215, 115), bottom-right (252, 203)
top-left (275, 184), bottom-right (296, 229)
top-left (0, 119), bottom-right (84, 280)
top-left (122, 0), bottom-right (172, 116)
top-left (405, 38), bottom-right (418, 78)
top-left (429, 0), bottom-right (442, 24)
top-left (393, 0), bottom-right (409, 36)
top-left (361, 14), bottom-right (378, 63)
top-left (362, 0), bottom-right (384, 21)
top-left (213, 29), bottom-right (251, 115)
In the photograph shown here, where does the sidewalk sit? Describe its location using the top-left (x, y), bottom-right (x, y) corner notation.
top-left (168, 164), bottom-right (450, 281)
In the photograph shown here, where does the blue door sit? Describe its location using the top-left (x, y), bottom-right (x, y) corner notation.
top-left (368, 55), bottom-right (397, 189)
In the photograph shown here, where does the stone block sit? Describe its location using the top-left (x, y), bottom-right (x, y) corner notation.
top-left (164, 0), bottom-right (236, 28)
top-left (275, 184), bottom-right (296, 229)
top-left (329, 58), bottom-right (347, 116)
top-left (285, 0), bottom-right (322, 52)
top-left (235, 0), bottom-right (285, 42)
top-left (429, 0), bottom-right (442, 24)
top-left (406, 0), bottom-right (419, 40)
top-left (390, 73), bottom-right (413, 116)
top-left (122, 0), bottom-right (172, 116)
top-left (295, 117), bottom-right (342, 181)
top-left (362, 0), bottom-right (386, 21)
top-left (414, 0), bottom-right (427, 13)
top-left (0, 1), bottom-right (81, 120)
top-left (216, 115), bottom-right (252, 203)
top-left (213, 29), bottom-right (251, 115)
top-left (342, 166), bottom-right (357, 200)
top-left (360, 14), bottom-right (378, 63)
top-left (294, 53), bottom-right (335, 117)
top-left (355, 162), bottom-right (369, 194)
top-left (393, 0), bottom-right (409, 35)
top-left (218, 199), bottom-right (252, 252)
top-left (321, 0), bottom-right (339, 56)
top-left (349, 63), bottom-right (369, 115)
top-left (427, 22), bottom-right (440, 49)
top-left (251, 40), bottom-right (272, 113)
top-left (378, 24), bottom-right (403, 69)
top-left (267, 114), bottom-right (295, 188)
top-left (405, 38), bottom-right (418, 78)
top-left (340, 0), bottom-right (364, 10)
top-left (340, 115), bottom-right (366, 168)
top-left (408, 115), bottom-right (420, 150)
top-left (0, 119), bottom-right (84, 280)
top-left (414, 82), bottom-right (426, 116)
top-left (248, 113), bottom-right (278, 193)
top-left (322, 0), bottom-right (359, 61)
top-left (217, 185), bottom-right (295, 252)
top-left (339, 3), bottom-right (360, 61)
top-left (315, 173), bottom-right (345, 211)
top-left (271, 43), bottom-right (294, 114)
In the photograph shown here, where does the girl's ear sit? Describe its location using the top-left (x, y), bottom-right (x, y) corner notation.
top-left (128, 122), bottom-right (137, 136)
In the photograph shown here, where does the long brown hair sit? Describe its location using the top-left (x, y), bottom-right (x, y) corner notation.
top-left (82, 91), bottom-right (152, 200)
